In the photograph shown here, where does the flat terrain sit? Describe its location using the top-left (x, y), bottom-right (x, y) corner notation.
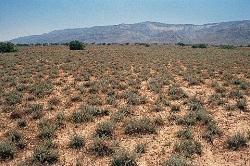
top-left (0, 45), bottom-right (249, 166)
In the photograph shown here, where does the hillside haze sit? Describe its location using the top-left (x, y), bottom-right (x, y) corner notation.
top-left (10, 20), bottom-right (250, 45)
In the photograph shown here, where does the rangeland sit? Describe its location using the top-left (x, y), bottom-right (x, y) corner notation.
top-left (0, 44), bottom-right (249, 165)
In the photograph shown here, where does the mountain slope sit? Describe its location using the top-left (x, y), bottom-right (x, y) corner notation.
top-left (10, 20), bottom-right (250, 45)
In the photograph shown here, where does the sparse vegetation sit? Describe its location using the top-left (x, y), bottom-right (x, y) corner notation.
top-left (0, 44), bottom-right (249, 165)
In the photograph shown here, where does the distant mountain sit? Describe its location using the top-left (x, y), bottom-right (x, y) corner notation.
top-left (10, 20), bottom-right (250, 45)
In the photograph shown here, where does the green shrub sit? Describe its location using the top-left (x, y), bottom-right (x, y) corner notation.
top-left (0, 141), bottom-right (15, 160)
top-left (111, 150), bottom-right (137, 166)
top-left (236, 99), bottom-right (247, 111)
top-left (111, 106), bottom-right (131, 122)
top-left (202, 121), bottom-right (221, 143)
top-left (55, 112), bottom-right (65, 127)
top-left (8, 131), bottom-right (22, 143)
top-left (89, 138), bottom-right (114, 156)
top-left (25, 104), bottom-right (44, 119)
top-left (153, 116), bottom-right (165, 126)
top-left (176, 113), bottom-right (197, 126)
top-left (124, 117), bottom-right (156, 135)
top-left (69, 40), bottom-right (84, 50)
top-left (69, 135), bottom-right (85, 149)
top-left (71, 106), bottom-right (109, 123)
top-left (177, 109), bottom-right (213, 127)
top-left (0, 42), bottom-right (16, 53)
top-left (125, 91), bottom-right (145, 105)
top-left (209, 93), bottom-right (225, 106)
top-left (38, 120), bottom-right (56, 140)
top-left (155, 94), bottom-right (171, 106)
top-left (188, 98), bottom-right (203, 111)
top-left (95, 121), bottom-right (114, 138)
top-left (5, 91), bottom-right (22, 106)
top-left (30, 82), bottom-right (53, 98)
top-left (33, 142), bottom-right (58, 164)
top-left (175, 140), bottom-right (202, 157)
top-left (227, 133), bottom-right (247, 150)
top-left (107, 95), bottom-right (116, 105)
top-left (164, 155), bottom-right (190, 166)
top-left (168, 86), bottom-right (187, 100)
top-left (71, 110), bottom-right (93, 123)
top-left (177, 129), bottom-right (193, 140)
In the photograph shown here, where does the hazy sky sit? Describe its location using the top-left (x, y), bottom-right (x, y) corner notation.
top-left (0, 0), bottom-right (250, 41)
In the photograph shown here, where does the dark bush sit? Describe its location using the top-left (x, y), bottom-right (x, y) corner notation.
top-left (0, 141), bottom-right (15, 160)
top-left (5, 91), bottom-right (22, 106)
top-left (0, 42), bottom-right (16, 53)
top-left (8, 131), bottom-right (26, 150)
top-left (69, 135), bottom-right (85, 149)
top-left (71, 106), bottom-right (109, 123)
top-left (33, 142), bottom-right (58, 164)
top-left (95, 121), bottom-right (114, 138)
top-left (69, 40), bottom-right (84, 50)
top-left (202, 121), bottom-right (221, 143)
top-left (124, 117), bottom-right (156, 135)
top-left (38, 120), bottom-right (56, 140)
top-left (177, 129), bottom-right (193, 140)
top-left (176, 42), bottom-right (185, 46)
top-left (192, 44), bottom-right (207, 48)
top-left (30, 82), bottom-right (53, 98)
top-left (236, 99), bottom-right (247, 111)
top-left (10, 111), bottom-right (22, 119)
top-left (89, 138), bottom-right (114, 156)
top-left (175, 140), bottom-right (202, 157)
top-left (111, 150), bottom-right (137, 166)
top-left (227, 133), bottom-right (247, 150)
top-left (111, 106), bottom-right (131, 122)
top-left (17, 119), bottom-right (27, 128)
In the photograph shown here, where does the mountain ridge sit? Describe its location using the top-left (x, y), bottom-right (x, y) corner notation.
top-left (10, 20), bottom-right (250, 45)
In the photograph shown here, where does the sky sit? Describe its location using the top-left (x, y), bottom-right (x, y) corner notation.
top-left (0, 0), bottom-right (250, 41)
